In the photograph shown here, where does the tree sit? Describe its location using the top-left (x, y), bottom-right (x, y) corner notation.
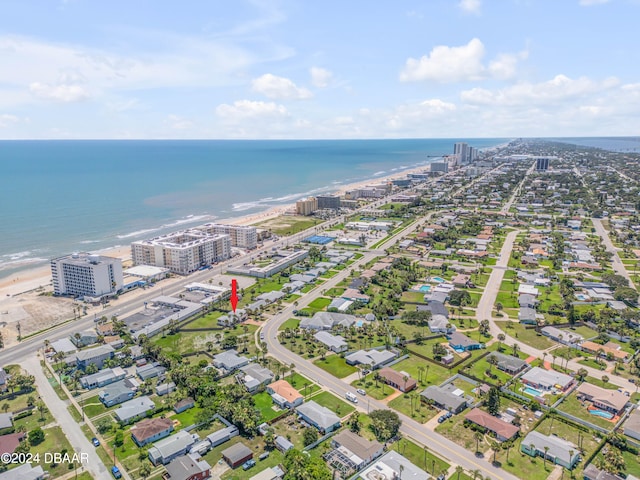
top-left (114, 430), bottom-right (124, 447)
top-left (602, 375), bottom-right (610, 387)
top-left (614, 286), bottom-right (637, 303)
top-left (96, 418), bottom-right (114, 434)
top-left (28, 428), bottom-right (45, 446)
top-left (576, 368), bottom-right (588, 382)
top-left (1, 403), bottom-right (8, 414)
top-left (487, 387), bottom-right (501, 416)
top-left (139, 461), bottom-right (152, 480)
top-left (348, 413), bottom-right (361, 433)
top-left (303, 427), bottom-right (318, 447)
top-left (282, 449), bottom-right (332, 480)
top-left (496, 302), bottom-right (503, 314)
top-left (597, 446), bottom-right (625, 475)
top-left (497, 333), bottom-right (506, 351)
top-left (456, 465), bottom-right (464, 480)
top-left (475, 431), bottom-right (484, 454)
top-left (370, 409), bottom-right (401, 442)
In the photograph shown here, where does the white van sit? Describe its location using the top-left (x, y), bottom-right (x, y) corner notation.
top-left (345, 392), bottom-right (358, 403)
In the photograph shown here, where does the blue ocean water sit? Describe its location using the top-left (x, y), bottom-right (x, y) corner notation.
top-left (551, 137), bottom-right (640, 152)
top-left (0, 138), bottom-right (505, 277)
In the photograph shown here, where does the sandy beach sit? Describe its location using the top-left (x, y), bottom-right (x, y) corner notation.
top-left (0, 162), bottom-right (430, 301)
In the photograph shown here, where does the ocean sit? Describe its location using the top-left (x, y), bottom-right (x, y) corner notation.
top-left (0, 138), bottom-right (505, 278)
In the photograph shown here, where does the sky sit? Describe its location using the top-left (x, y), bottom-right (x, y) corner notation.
top-left (1, 0), bottom-right (639, 139)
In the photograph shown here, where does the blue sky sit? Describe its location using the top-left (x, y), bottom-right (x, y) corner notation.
top-left (1, 0), bottom-right (639, 139)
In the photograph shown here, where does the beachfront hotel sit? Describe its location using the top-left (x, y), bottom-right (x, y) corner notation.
top-left (131, 230), bottom-right (231, 275)
top-left (195, 223), bottom-right (258, 249)
top-left (51, 253), bottom-right (123, 300)
top-left (296, 197), bottom-right (318, 216)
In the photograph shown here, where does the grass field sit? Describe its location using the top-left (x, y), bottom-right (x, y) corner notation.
top-left (307, 297), bottom-right (331, 310)
top-left (313, 354), bottom-right (358, 378)
top-left (254, 391), bottom-right (285, 422)
top-left (288, 372), bottom-right (320, 396)
top-left (495, 321), bottom-right (555, 350)
top-left (389, 392), bottom-right (438, 423)
top-left (308, 391), bottom-right (356, 417)
top-left (392, 438), bottom-right (450, 476)
top-left (253, 215), bottom-right (322, 236)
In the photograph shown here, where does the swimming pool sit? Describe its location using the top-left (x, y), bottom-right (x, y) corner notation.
top-left (453, 347), bottom-right (465, 353)
top-left (523, 387), bottom-right (544, 397)
top-left (575, 294), bottom-right (588, 301)
top-left (590, 409), bottom-right (614, 419)
top-left (432, 276), bottom-right (445, 283)
top-left (356, 320), bottom-right (364, 327)
top-left (419, 285), bottom-right (431, 293)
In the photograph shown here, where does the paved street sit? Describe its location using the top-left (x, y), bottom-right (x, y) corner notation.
top-left (592, 217), bottom-right (637, 289)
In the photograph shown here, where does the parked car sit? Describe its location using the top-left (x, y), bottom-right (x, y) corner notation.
top-left (92, 437), bottom-right (100, 447)
top-left (258, 452), bottom-right (270, 461)
top-left (345, 392), bottom-right (358, 403)
top-left (242, 460), bottom-right (256, 470)
top-left (356, 388), bottom-right (366, 396)
top-left (111, 466), bottom-right (122, 479)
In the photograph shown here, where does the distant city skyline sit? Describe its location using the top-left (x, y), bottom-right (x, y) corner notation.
top-left (1, 0), bottom-right (639, 139)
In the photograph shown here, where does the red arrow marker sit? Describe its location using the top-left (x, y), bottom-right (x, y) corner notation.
top-left (230, 279), bottom-right (238, 313)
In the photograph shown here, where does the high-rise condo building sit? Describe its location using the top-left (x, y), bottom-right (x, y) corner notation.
top-left (196, 224), bottom-right (257, 249)
top-left (51, 253), bottom-right (123, 299)
top-left (316, 195), bottom-right (341, 209)
top-left (296, 197), bottom-right (318, 216)
top-left (535, 157), bottom-right (550, 171)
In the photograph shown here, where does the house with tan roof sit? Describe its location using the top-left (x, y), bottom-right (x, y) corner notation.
top-left (576, 383), bottom-right (629, 415)
top-left (377, 368), bottom-right (417, 393)
top-left (464, 408), bottom-right (519, 442)
top-left (131, 417), bottom-right (174, 447)
top-left (580, 341), bottom-right (629, 361)
top-left (267, 380), bottom-right (303, 409)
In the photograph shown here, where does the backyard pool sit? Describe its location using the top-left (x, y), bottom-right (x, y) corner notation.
top-left (431, 276), bottom-right (445, 283)
top-left (356, 320), bottom-right (364, 327)
top-left (575, 294), bottom-right (589, 301)
top-left (523, 387), bottom-right (544, 397)
top-left (419, 285), bottom-right (431, 293)
top-left (589, 409), bottom-right (614, 419)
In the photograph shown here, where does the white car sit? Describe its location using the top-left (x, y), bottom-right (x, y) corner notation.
top-left (356, 389), bottom-right (366, 396)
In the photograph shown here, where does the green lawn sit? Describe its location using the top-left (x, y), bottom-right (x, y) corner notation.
top-left (279, 318), bottom-right (300, 331)
top-left (307, 297), bottom-right (332, 310)
top-left (495, 321), bottom-right (554, 350)
top-left (325, 287), bottom-right (346, 297)
top-left (288, 372), bottom-right (320, 396)
top-left (389, 392), bottom-right (438, 423)
top-left (313, 354), bottom-right (358, 378)
top-left (83, 396), bottom-right (110, 418)
top-left (401, 291), bottom-right (427, 303)
top-left (307, 391), bottom-right (355, 417)
top-left (351, 377), bottom-right (393, 400)
top-left (254, 391), bottom-right (285, 422)
top-left (556, 394), bottom-right (616, 430)
top-left (393, 438), bottom-right (450, 477)
top-left (390, 357), bottom-right (452, 388)
top-left (28, 426), bottom-right (75, 479)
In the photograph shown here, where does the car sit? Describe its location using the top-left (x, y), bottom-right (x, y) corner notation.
top-left (242, 460), bottom-right (256, 470)
top-left (111, 466), bottom-right (122, 479)
top-left (92, 437), bottom-right (100, 447)
top-left (629, 379), bottom-right (636, 384)
top-left (437, 415), bottom-right (447, 423)
top-left (260, 332), bottom-right (265, 340)
top-left (356, 388), bottom-right (366, 396)
top-left (258, 452), bottom-right (270, 461)
top-left (362, 369), bottom-right (371, 375)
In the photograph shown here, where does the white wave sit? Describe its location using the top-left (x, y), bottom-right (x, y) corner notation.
top-left (79, 240), bottom-right (101, 244)
top-left (162, 214), bottom-right (216, 228)
top-left (231, 185), bottom-right (336, 212)
top-left (116, 227), bottom-right (163, 239)
top-left (0, 256), bottom-right (48, 271)
top-left (373, 170), bottom-right (386, 176)
top-left (2, 250), bottom-right (35, 261)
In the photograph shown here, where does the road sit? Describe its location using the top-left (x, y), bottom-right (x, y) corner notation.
top-left (592, 217), bottom-right (637, 290)
top-left (500, 162), bottom-right (536, 215)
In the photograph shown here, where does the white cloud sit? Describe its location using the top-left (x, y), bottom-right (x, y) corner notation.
top-left (251, 74), bottom-right (312, 100)
top-left (460, 74), bottom-right (619, 105)
top-left (579, 0), bottom-right (611, 5)
top-left (0, 114), bottom-right (19, 127)
top-left (29, 82), bottom-right (90, 102)
top-left (166, 114), bottom-right (194, 130)
top-left (488, 49), bottom-right (529, 80)
top-left (216, 100), bottom-right (289, 121)
top-left (310, 67), bottom-right (333, 88)
top-left (400, 38), bottom-right (486, 83)
top-left (459, 0), bottom-right (481, 15)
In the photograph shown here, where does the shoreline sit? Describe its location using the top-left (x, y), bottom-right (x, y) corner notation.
top-left (0, 160), bottom-right (434, 300)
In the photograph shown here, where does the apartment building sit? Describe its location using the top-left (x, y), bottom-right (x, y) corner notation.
top-left (197, 224), bottom-right (258, 249)
top-left (51, 253), bottom-right (123, 300)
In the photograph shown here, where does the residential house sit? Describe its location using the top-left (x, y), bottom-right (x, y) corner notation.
top-left (131, 417), bottom-right (174, 447)
top-left (136, 363), bottom-right (167, 381)
top-left (267, 380), bottom-right (304, 409)
top-left (576, 383), bottom-right (628, 415)
top-left (377, 368), bottom-right (417, 392)
top-left (464, 408), bottom-right (519, 442)
top-left (0, 432), bottom-right (26, 455)
top-left (0, 369), bottom-right (7, 393)
top-left (448, 332), bottom-right (483, 351)
top-left (580, 341), bottom-right (629, 362)
top-left (238, 364), bottom-right (274, 393)
top-left (623, 410), bottom-right (640, 441)
top-left (96, 322), bottom-right (116, 336)
top-left (420, 385), bottom-right (467, 413)
top-left (345, 349), bottom-right (397, 369)
top-left (70, 330), bottom-right (99, 348)
top-left (299, 312), bottom-right (357, 330)
top-left (0, 414), bottom-right (13, 431)
top-left (540, 326), bottom-right (583, 346)
top-left (518, 294), bottom-right (538, 308)
top-left (80, 366), bottom-right (126, 389)
top-left (114, 396), bottom-right (155, 424)
top-left (341, 289), bottom-right (370, 303)
top-left (249, 467), bottom-right (284, 480)
top-left (221, 443), bottom-right (253, 469)
top-left (357, 451), bottom-right (429, 480)
top-left (274, 435), bottom-right (294, 453)
top-left (99, 380), bottom-right (135, 407)
top-left (521, 367), bottom-right (574, 392)
top-left (212, 350), bottom-right (249, 372)
top-left (328, 430), bottom-right (384, 472)
top-left (314, 331), bottom-right (348, 353)
top-left (520, 431), bottom-right (580, 469)
top-left (206, 426), bottom-right (239, 448)
top-left (156, 382), bottom-right (177, 396)
top-left (174, 398), bottom-right (195, 414)
top-left (518, 284), bottom-right (539, 296)
top-left (0, 463), bottom-right (45, 480)
top-left (518, 307), bottom-right (538, 325)
top-left (163, 453), bottom-right (211, 480)
top-left (148, 430), bottom-right (198, 465)
top-left (74, 344), bottom-right (115, 370)
top-left (452, 274), bottom-right (471, 287)
top-left (486, 352), bottom-right (528, 375)
top-left (295, 401), bottom-right (341, 433)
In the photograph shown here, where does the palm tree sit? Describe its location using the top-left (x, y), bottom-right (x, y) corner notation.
top-left (543, 446), bottom-right (550, 468)
top-left (456, 465), bottom-right (464, 480)
top-left (475, 431), bottom-right (484, 454)
top-left (602, 375), bottom-right (609, 387)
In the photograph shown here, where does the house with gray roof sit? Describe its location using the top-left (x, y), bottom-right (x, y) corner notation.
top-left (212, 350), bottom-right (249, 372)
top-left (164, 453), bottom-right (211, 480)
top-left (427, 314), bottom-right (454, 333)
top-left (74, 344), bottom-right (114, 370)
top-left (156, 382), bottom-right (177, 396)
top-left (521, 431), bottom-right (580, 469)
top-left (345, 349), bottom-right (397, 369)
top-left (299, 312), bottom-right (357, 330)
top-left (486, 352), bottom-right (528, 375)
top-left (314, 331), bottom-right (348, 353)
top-left (0, 462), bottom-right (45, 480)
top-left (257, 291), bottom-right (286, 303)
top-left (238, 364), bottom-right (274, 393)
top-left (448, 332), bottom-right (483, 351)
top-left (358, 451), bottom-right (429, 480)
top-left (0, 413), bottom-right (13, 430)
top-left (329, 430), bottom-right (384, 472)
top-left (420, 385), bottom-right (467, 413)
top-left (521, 367), bottom-right (574, 392)
top-left (519, 294), bottom-right (538, 308)
top-left (541, 326), bottom-right (583, 345)
top-left (519, 307), bottom-right (538, 325)
top-left (274, 435), bottom-right (294, 453)
top-left (206, 425), bottom-right (239, 448)
top-left (296, 401), bottom-right (341, 433)
top-left (148, 430), bottom-right (199, 465)
top-left (81, 366), bottom-right (126, 389)
top-left (99, 380), bottom-right (135, 407)
top-left (114, 395), bottom-right (155, 424)
top-left (623, 410), bottom-right (640, 441)
top-left (136, 363), bottom-right (166, 381)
